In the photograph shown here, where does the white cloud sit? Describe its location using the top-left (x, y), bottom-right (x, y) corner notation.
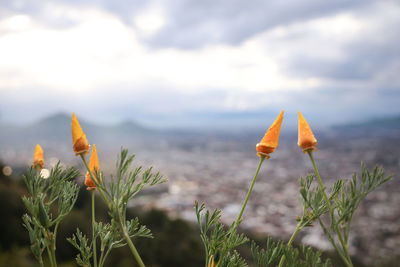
top-left (0, 14), bottom-right (31, 31)
top-left (133, 3), bottom-right (166, 36)
top-left (0, 3), bottom-right (315, 97)
top-left (0, 6), bottom-right (140, 91)
top-left (0, 0), bottom-right (399, 122)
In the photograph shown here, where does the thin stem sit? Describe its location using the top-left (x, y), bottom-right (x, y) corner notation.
top-left (41, 227), bottom-right (55, 267)
top-left (277, 224), bottom-right (302, 267)
top-left (46, 245), bottom-right (54, 267)
top-left (219, 156), bottom-right (266, 263)
top-left (202, 239), bottom-right (209, 267)
top-left (49, 236), bottom-right (57, 267)
top-left (51, 250), bottom-right (57, 267)
top-left (235, 156), bottom-right (265, 226)
top-left (317, 217), bottom-right (351, 266)
top-left (307, 151), bottom-right (333, 219)
top-left (38, 257), bottom-right (44, 267)
top-left (98, 253), bottom-right (104, 267)
top-left (344, 214), bottom-right (354, 243)
top-left (92, 190), bottom-right (98, 267)
top-left (287, 227), bottom-right (300, 247)
top-left (100, 248), bottom-right (111, 267)
top-left (120, 221), bottom-right (145, 267)
top-left (307, 151), bottom-right (353, 267)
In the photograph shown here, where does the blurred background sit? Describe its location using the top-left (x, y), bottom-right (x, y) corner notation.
top-left (0, 0), bottom-right (400, 266)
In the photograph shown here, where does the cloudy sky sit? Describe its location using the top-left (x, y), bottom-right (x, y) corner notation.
top-left (0, 0), bottom-right (399, 128)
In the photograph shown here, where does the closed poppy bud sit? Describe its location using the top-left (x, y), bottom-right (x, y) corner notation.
top-left (85, 144), bottom-right (102, 190)
top-left (256, 110), bottom-right (284, 158)
top-left (33, 144), bottom-right (44, 170)
top-left (71, 113), bottom-right (90, 155)
top-left (298, 111), bottom-right (317, 152)
top-left (208, 255), bottom-right (214, 267)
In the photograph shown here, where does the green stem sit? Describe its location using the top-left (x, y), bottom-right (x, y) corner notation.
top-left (92, 190), bottom-right (98, 267)
top-left (277, 224), bottom-right (301, 267)
top-left (235, 156), bottom-right (265, 226)
top-left (51, 249), bottom-right (57, 267)
top-left (100, 248), bottom-right (111, 267)
top-left (46, 245), bottom-right (54, 267)
top-left (49, 235), bottom-right (57, 267)
top-left (219, 156), bottom-right (266, 262)
top-left (307, 151), bottom-right (333, 218)
top-left (120, 221), bottom-right (145, 267)
top-left (202, 239), bottom-right (209, 267)
top-left (317, 217), bottom-right (352, 266)
top-left (287, 227), bottom-right (300, 246)
top-left (98, 254), bottom-right (104, 267)
top-left (307, 151), bottom-right (353, 267)
top-left (38, 257), bottom-right (44, 267)
top-left (41, 227), bottom-right (55, 267)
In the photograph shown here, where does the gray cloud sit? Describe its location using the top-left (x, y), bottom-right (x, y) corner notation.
top-left (286, 21), bottom-right (400, 82)
top-left (144, 0), bottom-right (373, 49)
top-left (1, 0), bottom-right (399, 129)
top-left (0, 0), bottom-right (146, 29)
top-left (1, 0), bottom-right (374, 47)
top-left (4, 0), bottom-right (398, 83)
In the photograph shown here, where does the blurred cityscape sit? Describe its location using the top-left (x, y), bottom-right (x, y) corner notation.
top-left (1, 113), bottom-right (399, 265)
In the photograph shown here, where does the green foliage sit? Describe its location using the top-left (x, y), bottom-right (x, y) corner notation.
top-left (21, 163), bottom-right (80, 266)
top-left (335, 164), bottom-right (392, 231)
top-left (126, 217), bottom-right (152, 239)
top-left (22, 164), bottom-right (80, 228)
top-left (251, 238), bottom-right (332, 267)
top-left (251, 239), bottom-right (284, 266)
top-left (90, 149), bottom-right (166, 224)
top-left (223, 250), bottom-right (247, 267)
top-left (73, 148), bottom-right (166, 267)
top-left (195, 202), bottom-right (248, 267)
top-left (67, 229), bottom-right (92, 266)
top-left (68, 216), bottom-right (153, 267)
top-left (22, 214), bottom-right (46, 261)
top-left (284, 245), bottom-right (332, 267)
top-left (301, 158), bottom-right (393, 267)
top-left (298, 174), bottom-right (329, 229)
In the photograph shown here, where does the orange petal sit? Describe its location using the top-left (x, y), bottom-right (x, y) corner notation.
top-left (85, 144), bottom-right (102, 189)
top-left (256, 110), bottom-right (284, 157)
top-left (71, 113), bottom-right (89, 155)
top-left (298, 111), bottom-right (317, 152)
top-left (33, 144), bottom-right (44, 169)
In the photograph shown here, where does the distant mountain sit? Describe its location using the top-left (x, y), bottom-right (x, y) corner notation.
top-left (332, 115), bottom-right (400, 135)
top-left (138, 110), bottom-right (287, 131)
top-left (0, 112), bottom-right (155, 152)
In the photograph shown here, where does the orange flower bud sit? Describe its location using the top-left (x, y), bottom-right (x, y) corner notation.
top-left (71, 113), bottom-right (90, 156)
top-left (208, 255), bottom-right (214, 267)
top-left (298, 111), bottom-right (317, 152)
top-left (256, 110), bottom-right (284, 157)
top-left (33, 144), bottom-right (44, 170)
top-left (85, 144), bottom-right (102, 190)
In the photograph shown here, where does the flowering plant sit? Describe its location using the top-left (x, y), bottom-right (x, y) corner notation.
top-left (21, 111), bottom-right (393, 267)
top-left (22, 113), bottom-right (166, 267)
top-left (196, 111), bottom-right (393, 267)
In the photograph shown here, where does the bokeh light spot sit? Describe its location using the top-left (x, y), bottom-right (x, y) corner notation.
top-left (40, 168), bottom-right (50, 179)
top-left (2, 166), bottom-right (13, 176)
